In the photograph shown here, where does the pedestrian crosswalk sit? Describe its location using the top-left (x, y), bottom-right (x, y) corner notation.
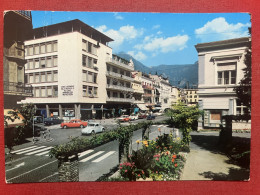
top-left (12, 145), bottom-right (117, 163)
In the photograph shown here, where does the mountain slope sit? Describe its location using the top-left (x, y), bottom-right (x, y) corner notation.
top-left (116, 52), bottom-right (198, 88)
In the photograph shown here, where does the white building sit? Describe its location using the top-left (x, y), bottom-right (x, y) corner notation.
top-left (21, 19), bottom-right (116, 120)
top-left (195, 37), bottom-right (251, 129)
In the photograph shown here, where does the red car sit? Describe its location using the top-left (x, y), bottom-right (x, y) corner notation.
top-left (138, 113), bottom-right (147, 119)
top-left (118, 115), bottom-right (131, 122)
top-left (61, 119), bottom-right (88, 129)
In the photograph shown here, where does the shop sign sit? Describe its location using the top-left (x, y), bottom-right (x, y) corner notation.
top-left (61, 85), bottom-right (74, 96)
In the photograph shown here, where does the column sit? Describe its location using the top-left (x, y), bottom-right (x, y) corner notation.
top-left (59, 104), bottom-right (63, 119)
top-left (46, 104), bottom-right (50, 118)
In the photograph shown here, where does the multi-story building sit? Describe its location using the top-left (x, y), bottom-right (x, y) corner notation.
top-left (170, 86), bottom-right (180, 105)
top-left (21, 19), bottom-right (114, 120)
top-left (140, 72), bottom-right (155, 110)
top-left (4, 11), bottom-right (33, 109)
top-left (106, 54), bottom-right (135, 116)
top-left (195, 37), bottom-right (251, 129)
top-left (131, 71), bottom-right (145, 112)
top-left (183, 89), bottom-right (199, 105)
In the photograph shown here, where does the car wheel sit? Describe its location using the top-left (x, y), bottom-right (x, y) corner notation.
top-left (91, 130), bottom-right (96, 136)
top-left (63, 125), bottom-right (67, 129)
top-left (80, 125), bottom-right (84, 128)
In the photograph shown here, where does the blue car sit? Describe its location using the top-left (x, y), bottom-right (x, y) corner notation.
top-left (147, 115), bottom-right (156, 120)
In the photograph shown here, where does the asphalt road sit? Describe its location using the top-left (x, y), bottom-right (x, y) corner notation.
top-left (5, 116), bottom-right (170, 183)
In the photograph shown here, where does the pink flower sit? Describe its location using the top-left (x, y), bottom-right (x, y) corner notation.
top-left (125, 170), bottom-right (128, 173)
top-left (119, 167), bottom-right (123, 169)
top-left (156, 158), bottom-right (159, 161)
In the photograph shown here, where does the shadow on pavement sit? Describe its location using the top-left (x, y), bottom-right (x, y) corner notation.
top-left (199, 167), bottom-right (250, 181)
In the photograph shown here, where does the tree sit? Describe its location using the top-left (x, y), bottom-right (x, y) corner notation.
top-left (4, 103), bottom-right (36, 150)
top-left (166, 102), bottom-right (202, 145)
top-left (234, 29), bottom-right (251, 113)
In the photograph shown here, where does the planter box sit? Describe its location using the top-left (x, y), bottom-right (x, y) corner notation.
top-left (58, 155), bottom-right (79, 182)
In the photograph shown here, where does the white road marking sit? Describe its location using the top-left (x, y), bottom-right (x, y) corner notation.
top-left (6, 162), bottom-right (25, 172)
top-left (26, 147), bottom-right (53, 155)
top-left (5, 156), bottom-right (29, 166)
top-left (79, 151), bottom-right (104, 162)
top-left (92, 151), bottom-right (115, 163)
top-left (79, 150), bottom-right (94, 157)
top-left (15, 146), bottom-right (46, 155)
top-left (36, 150), bottom-right (51, 156)
top-left (39, 172), bottom-right (58, 182)
top-left (11, 146), bottom-right (38, 153)
top-left (6, 160), bottom-right (57, 183)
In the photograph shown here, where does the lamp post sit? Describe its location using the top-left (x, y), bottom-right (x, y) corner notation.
top-left (33, 116), bottom-right (36, 144)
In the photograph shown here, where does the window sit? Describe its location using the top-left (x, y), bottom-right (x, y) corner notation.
top-left (53, 71), bottom-right (58, 82)
top-left (107, 91), bottom-right (110, 98)
top-left (210, 111), bottom-right (221, 121)
top-left (87, 72), bottom-right (93, 83)
top-left (218, 70), bottom-right (236, 85)
top-left (53, 86), bottom-right (58, 97)
top-left (40, 58), bottom-right (46, 68)
top-left (126, 82), bottom-right (130, 88)
top-left (29, 74), bottom-right (34, 83)
top-left (53, 41), bottom-right (58, 52)
top-left (34, 45), bottom-right (39, 55)
top-left (88, 42), bottom-right (92, 53)
top-left (88, 86), bottom-right (93, 96)
top-left (82, 55), bottom-right (86, 66)
top-left (35, 74), bottom-right (40, 83)
top-left (113, 92), bottom-right (117, 98)
top-left (41, 73), bottom-right (46, 82)
top-left (83, 86), bottom-right (87, 96)
top-left (236, 99), bottom-right (248, 115)
top-left (40, 44), bottom-right (46, 54)
top-left (47, 87), bottom-right (52, 97)
top-left (28, 46), bottom-right (33, 56)
top-left (94, 87), bottom-right (98, 97)
top-left (107, 78), bottom-right (110, 85)
top-left (82, 71), bottom-right (87, 82)
top-left (93, 74), bottom-right (97, 83)
top-left (34, 59), bottom-right (40, 69)
top-left (82, 39), bottom-right (87, 51)
top-left (107, 65), bottom-right (110, 71)
top-left (88, 57), bottom-right (92, 68)
top-left (46, 57), bottom-right (52, 68)
top-left (47, 72), bottom-right (52, 82)
top-left (120, 93), bottom-right (124, 98)
top-left (46, 42), bottom-right (52, 53)
top-left (25, 62), bottom-right (28, 70)
top-left (35, 88), bottom-right (40, 97)
top-left (41, 87), bottom-right (46, 97)
top-left (53, 56), bottom-right (58, 67)
top-left (120, 70), bottom-right (124, 75)
top-left (17, 67), bottom-right (23, 83)
top-left (112, 67), bottom-right (117, 73)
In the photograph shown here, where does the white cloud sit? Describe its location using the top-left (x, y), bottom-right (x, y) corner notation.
top-left (128, 51), bottom-right (147, 61)
top-left (157, 31), bottom-right (162, 35)
top-left (96, 25), bottom-right (144, 50)
top-left (114, 13), bottom-right (124, 20)
top-left (152, 25), bottom-right (160, 29)
top-left (134, 34), bottom-right (189, 55)
top-left (195, 17), bottom-right (250, 42)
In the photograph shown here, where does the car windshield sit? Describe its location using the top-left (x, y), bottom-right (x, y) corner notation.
top-left (88, 124), bottom-right (95, 127)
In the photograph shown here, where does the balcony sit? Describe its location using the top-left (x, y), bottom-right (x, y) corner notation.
top-left (142, 85), bottom-right (154, 90)
top-left (4, 81), bottom-right (32, 96)
top-left (106, 84), bottom-right (134, 92)
top-left (106, 57), bottom-right (134, 71)
top-left (106, 71), bottom-right (134, 82)
top-left (4, 47), bottom-right (25, 61)
top-left (106, 97), bottom-right (134, 103)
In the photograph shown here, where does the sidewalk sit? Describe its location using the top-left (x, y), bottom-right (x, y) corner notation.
top-left (180, 132), bottom-right (250, 181)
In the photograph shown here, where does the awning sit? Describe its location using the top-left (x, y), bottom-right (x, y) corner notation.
top-left (4, 109), bottom-right (25, 128)
top-left (137, 104), bottom-right (148, 111)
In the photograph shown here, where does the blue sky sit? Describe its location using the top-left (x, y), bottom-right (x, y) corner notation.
top-left (31, 11), bottom-right (251, 66)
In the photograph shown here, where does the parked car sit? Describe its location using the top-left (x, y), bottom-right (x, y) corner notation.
top-left (44, 117), bottom-right (64, 126)
top-left (153, 111), bottom-right (163, 116)
top-left (61, 119), bottom-right (88, 129)
top-left (81, 122), bottom-right (105, 135)
top-left (118, 115), bottom-right (131, 122)
top-left (147, 115), bottom-right (156, 120)
top-left (138, 113), bottom-right (147, 119)
top-left (129, 114), bottom-right (138, 121)
top-left (33, 116), bottom-right (43, 123)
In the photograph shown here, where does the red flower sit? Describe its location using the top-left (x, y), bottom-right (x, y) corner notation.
top-left (172, 154), bottom-right (177, 159)
top-left (142, 170), bottom-right (144, 174)
top-left (138, 174), bottom-right (141, 177)
top-left (171, 158), bottom-right (175, 163)
top-left (175, 163), bottom-right (178, 167)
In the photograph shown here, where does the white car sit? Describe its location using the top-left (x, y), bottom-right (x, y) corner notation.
top-left (129, 114), bottom-right (138, 121)
top-left (81, 122), bottom-right (105, 135)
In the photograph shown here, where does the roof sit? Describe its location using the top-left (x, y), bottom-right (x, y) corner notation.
top-left (195, 37), bottom-right (251, 53)
top-left (31, 19), bottom-right (113, 45)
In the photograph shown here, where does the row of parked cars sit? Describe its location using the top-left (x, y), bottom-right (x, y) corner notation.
top-left (118, 113), bottom-right (158, 122)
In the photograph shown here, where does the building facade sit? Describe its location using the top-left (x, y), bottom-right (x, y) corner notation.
top-left (183, 89), bottom-right (199, 105)
top-left (21, 20), bottom-right (114, 120)
top-left (195, 37), bottom-right (251, 129)
top-left (4, 11), bottom-right (33, 109)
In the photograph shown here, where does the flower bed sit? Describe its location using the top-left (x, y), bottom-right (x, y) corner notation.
top-left (119, 134), bottom-right (187, 181)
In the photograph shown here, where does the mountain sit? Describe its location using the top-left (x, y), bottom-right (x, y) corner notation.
top-left (116, 52), bottom-right (198, 88)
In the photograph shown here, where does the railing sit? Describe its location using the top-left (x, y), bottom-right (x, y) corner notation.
top-left (4, 81), bottom-right (32, 95)
top-left (106, 84), bottom-right (134, 92)
top-left (106, 71), bottom-right (134, 81)
top-left (106, 57), bottom-right (134, 71)
top-left (106, 97), bottom-right (134, 103)
top-left (142, 85), bottom-right (154, 90)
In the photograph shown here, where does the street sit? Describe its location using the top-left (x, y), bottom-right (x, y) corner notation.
top-left (5, 116), bottom-right (170, 183)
